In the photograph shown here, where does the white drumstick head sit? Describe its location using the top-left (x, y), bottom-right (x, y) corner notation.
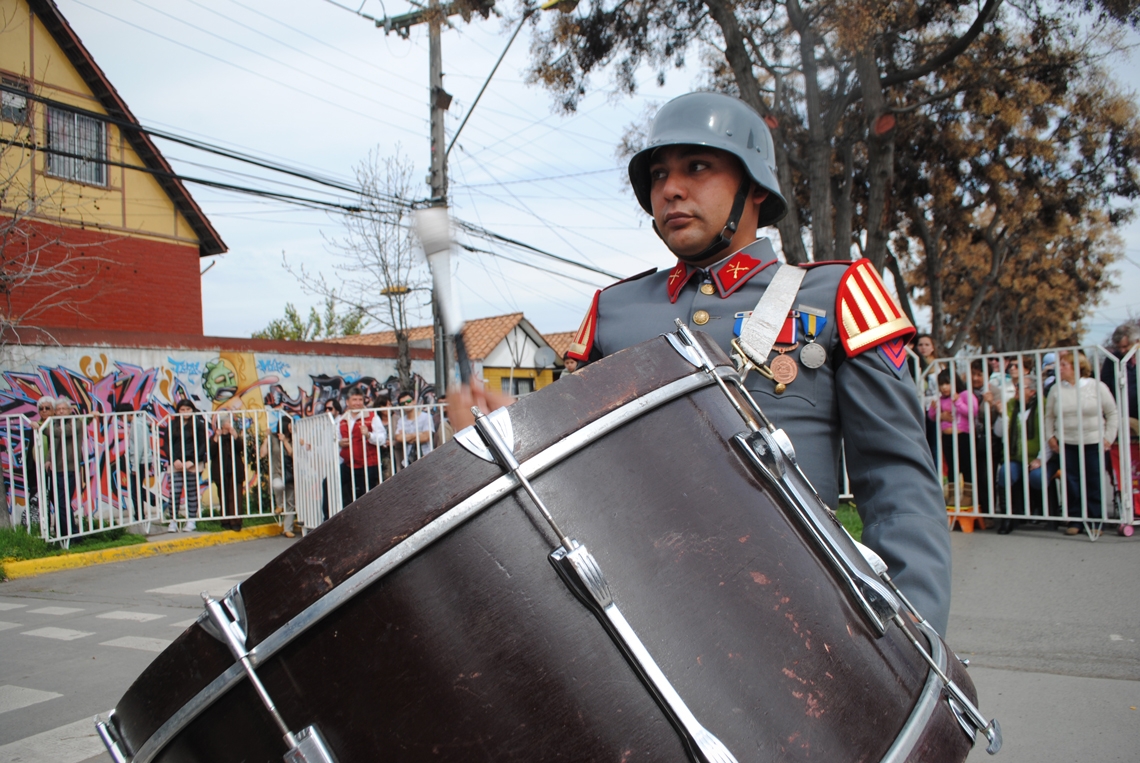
top-left (414, 207), bottom-right (464, 336)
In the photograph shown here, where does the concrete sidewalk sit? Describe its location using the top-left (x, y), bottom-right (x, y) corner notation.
top-left (947, 524), bottom-right (1139, 761)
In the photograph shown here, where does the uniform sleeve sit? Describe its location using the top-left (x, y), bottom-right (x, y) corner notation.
top-left (836, 347), bottom-right (953, 636)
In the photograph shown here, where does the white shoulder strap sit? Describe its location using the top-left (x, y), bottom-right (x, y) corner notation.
top-left (736, 263), bottom-right (805, 367)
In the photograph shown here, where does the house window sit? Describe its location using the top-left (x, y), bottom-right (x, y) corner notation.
top-left (45, 105), bottom-right (106, 185)
top-left (501, 377), bottom-right (535, 396)
top-left (1, 78), bottom-right (28, 124)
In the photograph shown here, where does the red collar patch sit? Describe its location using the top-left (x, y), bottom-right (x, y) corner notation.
top-left (714, 253), bottom-right (771, 297)
top-left (666, 262), bottom-right (695, 303)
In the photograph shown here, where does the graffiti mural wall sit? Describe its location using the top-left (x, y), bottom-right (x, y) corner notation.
top-left (0, 344), bottom-right (437, 423)
top-left (0, 339), bottom-right (436, 528)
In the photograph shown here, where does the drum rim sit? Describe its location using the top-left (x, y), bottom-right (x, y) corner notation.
top-left (119, 367), bottom-right (724, 763)
top-left (880, 623), bottom-right (951, 763)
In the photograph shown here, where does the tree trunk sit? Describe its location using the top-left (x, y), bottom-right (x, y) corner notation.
top-left (789, 0), bottom-right (834, 261)
top-left (704, 0), bottom-right (808, 264)
top-left (856, 50), bottom-right (894, 273)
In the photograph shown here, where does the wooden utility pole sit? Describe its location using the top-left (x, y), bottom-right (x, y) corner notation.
top-left (380, 1), bottom-right (492, 392)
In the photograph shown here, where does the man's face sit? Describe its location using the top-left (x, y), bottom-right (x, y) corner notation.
top-left (37, 402), bottom-right (53, 419)
top-left (1118, 336), bottom-right (1135, 355)
top-left (347, 394), bottom-right (365, 411)
top-left (55, 402), bottom-right (71, 416)
top-left (648, 146), bottom-right (767, 265)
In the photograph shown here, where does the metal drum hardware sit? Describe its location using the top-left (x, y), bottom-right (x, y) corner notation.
top-left (471, 407), bottom-right (740, 763)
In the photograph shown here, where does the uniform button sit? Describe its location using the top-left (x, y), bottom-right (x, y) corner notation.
top-left (693, 310), bottom-right (710, 325)
top-left (700, 283), bottom-right (715, 295)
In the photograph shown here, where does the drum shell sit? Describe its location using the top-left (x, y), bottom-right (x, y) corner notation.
top-left (112, 335), bottom-right (975, 763)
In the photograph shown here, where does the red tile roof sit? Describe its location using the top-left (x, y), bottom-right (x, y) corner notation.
top-left (327, 313), bottom-right (528, 362)
top-left (543, 331), bottom-right (576, 360)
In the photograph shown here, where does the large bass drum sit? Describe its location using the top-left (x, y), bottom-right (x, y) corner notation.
top-left (97, 329), bottom-right (996, 763)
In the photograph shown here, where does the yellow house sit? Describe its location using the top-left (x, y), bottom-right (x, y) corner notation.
top-left (0, 0), bottom-right (225, 335)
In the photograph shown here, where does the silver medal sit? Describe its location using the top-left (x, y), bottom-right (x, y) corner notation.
top-left (800, 341), bottom-right (827, 369)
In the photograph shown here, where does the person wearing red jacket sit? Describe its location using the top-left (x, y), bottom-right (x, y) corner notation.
top-left (338, 387), bottom-right (386, 506)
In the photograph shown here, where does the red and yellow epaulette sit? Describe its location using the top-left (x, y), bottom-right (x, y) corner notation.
top-left (836, 258), bottom-right (914, 356)
top-left (566, 268), bottom-right (656, 361)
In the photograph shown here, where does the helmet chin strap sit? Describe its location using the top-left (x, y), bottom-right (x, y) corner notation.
top-left (653, 178), bottom-right (753, 265)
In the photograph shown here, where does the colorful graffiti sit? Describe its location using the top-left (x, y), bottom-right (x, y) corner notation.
top-left (0, 345), bottom-right (435, 525)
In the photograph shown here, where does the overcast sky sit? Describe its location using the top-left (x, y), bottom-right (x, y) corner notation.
top-left (53, 0), bottom-right (1140, 345)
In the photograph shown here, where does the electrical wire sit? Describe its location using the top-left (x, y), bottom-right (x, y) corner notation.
top-left (68, 0), bottom-right (423, 137)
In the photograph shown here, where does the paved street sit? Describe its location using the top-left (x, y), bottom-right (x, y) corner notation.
top-left (0, 524), bottom-right (1135, 762)
top-left (0, 537), bottom-right (290, 763)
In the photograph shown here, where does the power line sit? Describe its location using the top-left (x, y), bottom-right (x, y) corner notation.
top-left (128, 0), bottom-right (426, 122)
top-left (69, 0), bottom-right (423, 137)
top-left (456, 167), bottom-right (620, 188)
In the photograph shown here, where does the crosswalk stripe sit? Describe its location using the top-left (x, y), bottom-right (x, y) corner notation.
top-left (21, 627), bottom-right (93, 641)
top-left (0, 621), bottom-right (19, 632)
top-left (0, 602), bottom-right (27, 611)
top-left (97, 611), bottom-right (164, 622)
top-left (170, 618), bottom-right (199, 628)
top-left (27, 606), bottom-right (84, 616)
top-left (100, 636), bottom-right (172, 653)
top-left (0, 717), bottom-right (105, 763)
top-left (146, 573), bottom-right (254, 597)
top-left (0, 685), bottom-right (63, 715)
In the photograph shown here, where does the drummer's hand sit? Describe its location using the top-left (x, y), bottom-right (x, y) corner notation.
top-left (448, 380), bottom-right (514, 432)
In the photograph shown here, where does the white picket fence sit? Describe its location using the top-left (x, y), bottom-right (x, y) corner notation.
top-left (4, 346), bottom-right (1137, 544)
top-left (911, 345), bottom-right (1137, 538)
top-left (0, 409), bottom-right (296, 546)
top-left (291, 403), bottom-right (446, 535)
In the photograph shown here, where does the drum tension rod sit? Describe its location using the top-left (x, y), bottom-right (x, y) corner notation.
top-left (856, 547), bottom-right (1002, 754)
top-left (472, 407), bottom-right (574, 549)
top-left (201, 593), bottom-right (338, 763)
top-left (471, 407), bottom-right (740, 763)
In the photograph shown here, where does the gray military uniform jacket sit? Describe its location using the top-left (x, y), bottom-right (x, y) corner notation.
top-left (573, 238), bottom-right (953, 634)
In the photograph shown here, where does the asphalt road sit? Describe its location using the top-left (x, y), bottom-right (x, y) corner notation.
top-left (0, 524), bottom-right (1135, 762)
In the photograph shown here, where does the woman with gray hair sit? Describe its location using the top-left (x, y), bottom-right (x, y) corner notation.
top-left (45, 397), bottom-right (81, 538)
top-left (1101, 322), bottom-right (1139, 437)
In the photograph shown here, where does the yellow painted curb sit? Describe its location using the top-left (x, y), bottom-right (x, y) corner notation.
top-left (2, 523), bottom-right (283, 580)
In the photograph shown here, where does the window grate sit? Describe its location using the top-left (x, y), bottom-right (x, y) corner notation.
top-left (45, 105), bottom-right (106, 186)
top-left (1, 78), bottom-right (29, 124)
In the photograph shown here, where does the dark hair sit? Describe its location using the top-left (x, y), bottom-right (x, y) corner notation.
top-left (347, 386), bottom-right (366, 399)
top-left (323, 398), bottom-right (343, 414)
top-left (175, 399), bottom-right (197, 413)
top-left (969, 359), bottom-right (985, 375)
top-left (114, 402), bottom-right (135, 414)
top-left (937, 370), bottom-right (965, 391)
top-left (279, 416), bottom-right (294, 436)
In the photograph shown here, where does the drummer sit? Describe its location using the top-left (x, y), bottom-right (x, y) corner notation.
top-left (453, 92), bottom-right (951, 636)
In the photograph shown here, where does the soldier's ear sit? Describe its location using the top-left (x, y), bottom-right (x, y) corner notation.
top-left (751, 184), bottom-right (769, 206)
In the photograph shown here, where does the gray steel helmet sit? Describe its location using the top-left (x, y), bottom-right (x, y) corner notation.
top-left (628, 92), bottom-right (787, 228)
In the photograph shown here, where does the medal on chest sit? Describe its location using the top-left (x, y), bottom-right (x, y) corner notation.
top-left (797, 307), bottom-right (828, 370)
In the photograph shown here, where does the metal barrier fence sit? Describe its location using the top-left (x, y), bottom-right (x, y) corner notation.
top-left (292, 403), bottom-right (445, 535)
top-left (1, 409), bottom-right (297, 546)
top-left (911, 345), bottom-right (1137, 538)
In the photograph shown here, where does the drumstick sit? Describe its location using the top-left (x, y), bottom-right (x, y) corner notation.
top-left (415, 206), bottom-right (471, 385)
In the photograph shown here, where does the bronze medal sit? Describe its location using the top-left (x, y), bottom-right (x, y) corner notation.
top-left (770, 353), bottom-right (798, 386)
top-left (800, 340), bottom-right (827, 369)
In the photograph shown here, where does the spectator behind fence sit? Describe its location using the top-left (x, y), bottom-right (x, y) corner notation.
top-left (393, 392), bottom-right (435, 469)
top-left (339, 387), bottom-right (385, 506)
top-left (211, 412), bottom-right (246, 531)
top-left (928, 370), bottom-right (979, 497)
top-left (322, 397), bottom-right (343, 520)
top-left (165, 399), bottom-right (206, 533)
top-left (46, 397), bottom-right (81, 538)
top-left (1101, 323), bottom-right (1139, 438)
top-left (260, 416), bottom-right (296, 538)
top-left (914, 334), bottom-right (941, 459)
top-left (1046, 351), bottom-right (1118, 536)
top-left (113, 402), bottom-right (154, 521)
top-left (993, 362), bottom-right (1047, 534)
